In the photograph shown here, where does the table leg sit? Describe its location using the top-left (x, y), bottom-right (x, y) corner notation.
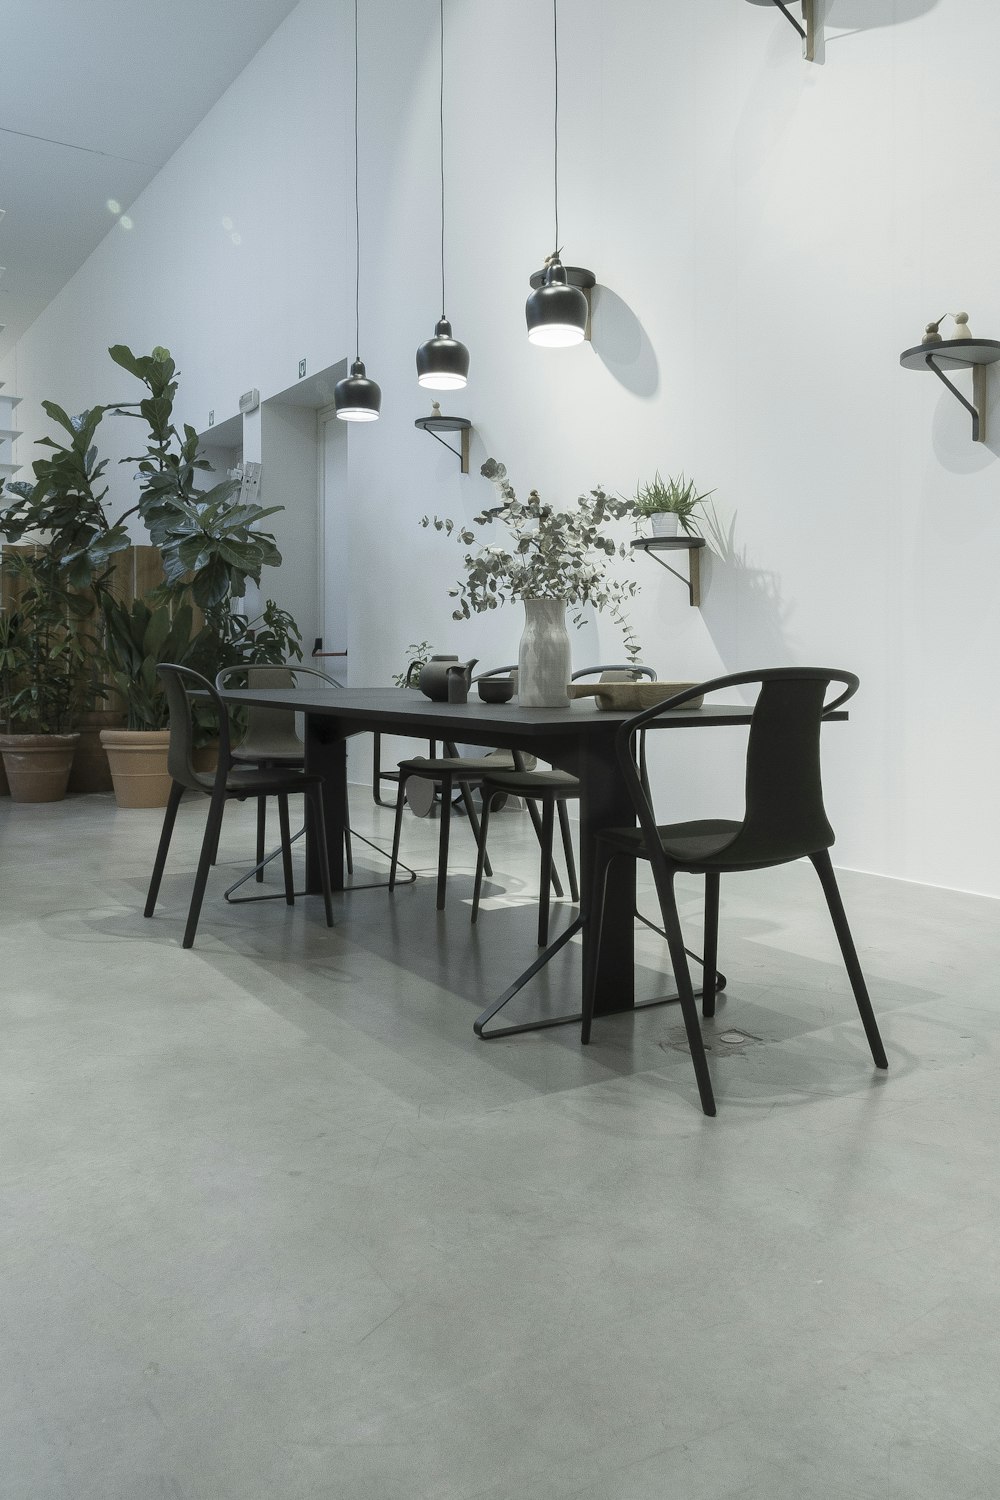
top-left (304, 714), bottom-right (347, 893)
top-left (577, 739), bottom-right (636, 1016)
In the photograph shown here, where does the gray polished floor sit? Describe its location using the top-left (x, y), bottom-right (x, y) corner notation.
top-left (2, 788), bottom-right (998, 1500)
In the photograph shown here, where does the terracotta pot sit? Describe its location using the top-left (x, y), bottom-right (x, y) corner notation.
top-left (100, 728), bottom-right (172, 808)
top-left (0, 733), bottom-right (80, 803)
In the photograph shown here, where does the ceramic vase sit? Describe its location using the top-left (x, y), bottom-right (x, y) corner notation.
top-left (650, 513), bottom-right (680, 538)
top-left (517, 598), bottom-right (571, 708)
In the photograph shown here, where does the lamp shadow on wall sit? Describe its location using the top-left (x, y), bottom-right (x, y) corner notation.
top-left (590, 288), bottom-right (659, 399)
top-left (699, 506), bottom-right (792, 668)
top-left (824, 0), bottom-right (939, 39)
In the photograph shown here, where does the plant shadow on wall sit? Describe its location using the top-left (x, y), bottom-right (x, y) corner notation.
top-left (698, 501), bottom-right (791, 668)
top-left (588, 288), bottom-right (659, 400)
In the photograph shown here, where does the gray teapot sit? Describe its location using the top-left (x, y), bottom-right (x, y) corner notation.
top-left (410, 654), bottom-right (479, 701)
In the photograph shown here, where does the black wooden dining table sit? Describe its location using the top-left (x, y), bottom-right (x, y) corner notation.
top-left (218, 685), bottom-right (764, 1037)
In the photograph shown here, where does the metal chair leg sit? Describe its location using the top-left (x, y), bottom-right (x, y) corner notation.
top-left (183, 792), bottom-right (227, 950)
top-left (457, 778), bottom-right (493, 880)
top-left (649, 861), bottom-right (717, 1116)
top-left (388, 777), bottom-right (407, 892)
top-left (523, 796), bottom-right (564, 899)
top-left (537, 797), bottom-right (554, 947)
top-left (556, 798), bottom-right (579, 904)
top-left (255, 796), bottom-right (267, 882)
top-left (145, 781), bottom-right (184, 917)
top-left (277, 793), bottom-right (295, 905)
top-left (702, 872), bottom-right (720, 1018)
top-left (810, 849), bottom-right (888, 1070)
top-left (471, 790), bottom-right (496, 925)
top-left (436, 774), bottom-right (453, 911)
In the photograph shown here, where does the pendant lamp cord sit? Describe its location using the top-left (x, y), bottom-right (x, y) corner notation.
top-left (439, 0), bottom-right (446, 318)
top-left (552, 0), bottom-right (560, 259)
top-left (353, 0), bottom-right (360, 361)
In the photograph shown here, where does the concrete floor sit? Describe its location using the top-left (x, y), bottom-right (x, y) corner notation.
top-left (1, 788), bottom-right (999, 1499)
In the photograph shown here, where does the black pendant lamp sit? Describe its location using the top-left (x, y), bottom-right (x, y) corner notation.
top-left (525, 0), bottom-right (594, 348)
top-left (335, 0), bottom-right (382, 422)
top-left (416, 0), bottom-right (469, 390)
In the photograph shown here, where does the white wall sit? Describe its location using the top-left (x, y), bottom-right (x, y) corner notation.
top-left (3, 0), bottom-right (999, 896)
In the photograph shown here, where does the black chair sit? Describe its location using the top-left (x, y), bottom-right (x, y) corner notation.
top-left (215, 662), bottom-right (353, 891)
top-left (145, 665), bottom-right (334, 949)
top-left (471, 664), bottom-right (658, 946)
top-left (387, 666), bottom-right (529, 911)
top-left (581, 668), bottom-right (888, 1116)
top-left (388, 743), bottom-right (499, 911)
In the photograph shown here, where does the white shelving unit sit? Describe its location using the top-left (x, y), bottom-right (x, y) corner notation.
top-left (0, 382), bottom-right (22, 482)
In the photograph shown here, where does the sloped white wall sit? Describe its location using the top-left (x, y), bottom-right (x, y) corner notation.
top-left (3, 0), bottom-right (1000, 896)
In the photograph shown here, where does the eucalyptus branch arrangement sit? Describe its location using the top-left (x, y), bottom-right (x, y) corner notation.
top-left (420, 458), bottom-right (642, 661)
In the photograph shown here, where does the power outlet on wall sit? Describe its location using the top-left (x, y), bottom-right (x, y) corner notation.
top-left (298, 359), bottom-right (306, 378)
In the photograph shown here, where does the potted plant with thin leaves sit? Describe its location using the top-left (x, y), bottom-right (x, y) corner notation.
top-left (631, 471), bottom-right (714, 538)
top-left (421, 458), bottom-right (641, 707)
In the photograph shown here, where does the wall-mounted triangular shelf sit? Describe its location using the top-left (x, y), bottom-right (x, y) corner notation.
top-left (746, 0), bottom-right (816, 61)
top-left (631, 536), bottom-right (706, 607)
top-left (415, 412), bottom-right (472, 473)
top-left (900, 337), bottom-right (1000, 443)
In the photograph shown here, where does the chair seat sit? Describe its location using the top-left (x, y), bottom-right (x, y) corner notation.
top-left (600, 817), bottom-right (741, 865)
top-left (479, 768), bottom-right (579, 794)
top-left (223, 765), bottom-right (324, 796)
top-left (400, 752), bottom-right (532, 777)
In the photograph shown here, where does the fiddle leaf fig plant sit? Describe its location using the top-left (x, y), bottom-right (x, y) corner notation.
top-left (420, 458), bottom-right (642, 662)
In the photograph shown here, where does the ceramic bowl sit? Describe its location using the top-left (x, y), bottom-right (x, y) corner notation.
top-left (567, 680), bottom-right (704, 712)
top-left (478, 678), bottom-right (516, 704)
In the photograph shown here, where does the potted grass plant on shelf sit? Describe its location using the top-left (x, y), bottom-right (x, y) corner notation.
top-left (420, 458), bottom-right (641, 707)
top-left (631, 471), bottom-right (714, 538)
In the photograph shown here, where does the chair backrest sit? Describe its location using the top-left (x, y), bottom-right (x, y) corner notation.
top-left (158, 664), bottom-right (233, 794)
top-left (214, 662), bottom-right (344, 759)
top-left (618, 668), bottom-right (859, 868)
top-left (572, 663), bottom-right (657, 682)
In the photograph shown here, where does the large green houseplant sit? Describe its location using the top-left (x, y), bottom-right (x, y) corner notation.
top-left (421, 458), bottom-right (641, 706)
top-left (0, 541), bottom-right (101, 801)
top-left (0, 344), bottom-right (301, 805)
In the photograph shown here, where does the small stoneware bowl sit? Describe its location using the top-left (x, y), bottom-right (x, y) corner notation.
top-left (478, 678), bottom-right (516, 704)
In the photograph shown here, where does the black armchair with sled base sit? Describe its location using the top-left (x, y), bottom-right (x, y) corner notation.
top-left (144, 665), bottom-right (335, 949)
top-left (581, 668), bottom-right (888, 1117)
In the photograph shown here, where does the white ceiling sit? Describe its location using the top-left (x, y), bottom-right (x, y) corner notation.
top-left (0, 0), bottom-right (303, 360)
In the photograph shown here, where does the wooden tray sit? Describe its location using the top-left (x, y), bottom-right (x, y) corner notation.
top-left (568, 680), bottom-right (704, 711)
